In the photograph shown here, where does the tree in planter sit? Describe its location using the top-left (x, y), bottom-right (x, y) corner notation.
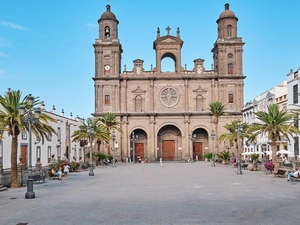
top-left (216, 150), bottom-right (231, 164)
top-left (250, 153), bottom-right (260, 171)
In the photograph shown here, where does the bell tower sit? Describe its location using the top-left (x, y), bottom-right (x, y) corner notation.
top-left (93, 5), bottom-right (123, 114)
top-left (212, 3), bottom-right (244, 76)
top-left (94, 4), bottom-right (122, 78)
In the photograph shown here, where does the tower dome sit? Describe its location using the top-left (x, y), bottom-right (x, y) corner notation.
top-left (98, 5), bottom-right (118, 22)
top-left (217, 3), bottom-right (237, 22)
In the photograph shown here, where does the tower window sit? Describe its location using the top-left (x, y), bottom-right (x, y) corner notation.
top-left (227, 25), bottom-right (232, 37)
top-left (228, 94), bottom-right (234, 103)
top-left (135, 95), bottom-right (143, 112)
top-left (293, 84), bottom-right (298, 104)
top-left (196, 95), bottom-right (204, 111)
top-left (105, 95), bottom-right (110, 105)
top-left (104, 26), bottom-right (110, 38)
top-left (228, 63), bottom-right (233, 74)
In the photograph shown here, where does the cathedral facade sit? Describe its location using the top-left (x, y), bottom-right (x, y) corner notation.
top-left (92, 4), bottom-right (245, 162)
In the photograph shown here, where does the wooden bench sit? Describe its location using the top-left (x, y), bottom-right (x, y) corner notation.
top-left (81, 163), bottom-right (89, 171)
top-left (274, 169), bottom-right (286, 177)
top-left (242, 164), bottom-right (248, 170)
top-left (32, 175), bottom-right (45, 184)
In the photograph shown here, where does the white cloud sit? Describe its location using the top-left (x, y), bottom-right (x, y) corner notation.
top-left (86, 23), bottom-right (97, 29)
top-left (0, 20), bottom-right (28, 30)
top-left (0, 52), bottom-right (9, 58)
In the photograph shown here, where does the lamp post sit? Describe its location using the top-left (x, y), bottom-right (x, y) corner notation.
top-left (111, 129), bottom-right (116, 168)
top-left (211, 130), bottom-right (216, 167)
top-left (87, 127), bottom-right (94, 176)
top-left (18, 94), bottom-right (41, 199)
top-left (236, 119), bottom-right (242, 175)
top-left (188, 133), bottom-right (196, 162)
top-left (130, 132), bottom-right (138, 163)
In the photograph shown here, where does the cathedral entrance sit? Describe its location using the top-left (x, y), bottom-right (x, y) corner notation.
top-left (157, 125), bottom-right (182, 161)
top-left (135, 143), bottom-right (144, 161)
top-left (194, 142), bottom-right (203, 161)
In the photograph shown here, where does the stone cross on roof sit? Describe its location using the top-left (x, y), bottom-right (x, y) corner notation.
top-left (166, 26), bottom-right (171, 36)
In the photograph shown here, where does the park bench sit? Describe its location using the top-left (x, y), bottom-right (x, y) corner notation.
top-left (32, 175), bottom-right (45, 184)
top-left (81, 163), bottom-right (89, 171)
top-left (242, 164), bottom-right (248, 170)
top-left (274, 169), bottom-right (286, 178)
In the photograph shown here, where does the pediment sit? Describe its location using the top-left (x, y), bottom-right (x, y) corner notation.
top-left (162, 38), bottom-right (176, 43)
top-left (132, 86), bottom-right (146, 93)
top-left (193, 86), bottom-right (207, 93)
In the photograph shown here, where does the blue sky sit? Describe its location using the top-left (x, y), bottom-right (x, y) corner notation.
top-left (0, 0), bottom-right (300, 119)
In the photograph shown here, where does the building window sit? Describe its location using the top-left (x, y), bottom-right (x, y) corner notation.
top-left (57, 127), bottom-right (61, 142)
top-left (294, 71), bottom-right (298, 78)
top-left (294, 136), bottom-right (299, 156)
top-left (105, 95), bottom-right (110, 105)
top-left (135, 95), bottom-right (142, 112)
top-left (104, 26), bottom-right (110, 38)
top-left (228, 94), bottom-right (234, 103)
top-left (295, 115), bottom-right (299, 129)
top-left (36, 146), bottom-right (41, 162)
top-left (46, 133), bottom-right (52, 141)
top-left (22, 129), bottom-right (27, 140)
top-left (228, 63), bottom-right (233, 74)
top-left (293, 84), bottom-right (298, 104)
top-left (227, 25), bottom-right (232, 37)
top-left (48, 146), bottom-right (51, 163)
top-left (196, 95), bottom-right (204, 111)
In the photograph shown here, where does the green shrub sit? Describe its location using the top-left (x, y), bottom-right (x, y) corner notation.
top-left (204, 152), bottom-right (213, 159)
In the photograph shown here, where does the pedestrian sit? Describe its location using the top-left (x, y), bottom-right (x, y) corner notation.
top-left (287, 168), bottom-right (299, 181)
top-left (63, 164), bottom-right (70, 179)
top-left (160, 157), bottom-right (163, 168)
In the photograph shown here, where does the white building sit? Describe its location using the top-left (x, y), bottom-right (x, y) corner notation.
top-left (287, 68), bottom-right (300, 157)
top-left (242, 81), bottom-right (288, 159)
top-left (0, 103), bottom-right (84, 170)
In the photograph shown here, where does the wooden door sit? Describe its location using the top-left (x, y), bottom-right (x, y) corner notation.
top-left (135, 143), bottom-right (144, 161)
top-left (194, 142), bottom-right (203, 161)
top-left (21, 145), bottom-right (27, 167)
top-left (162, 140), bottom-right (175, 161)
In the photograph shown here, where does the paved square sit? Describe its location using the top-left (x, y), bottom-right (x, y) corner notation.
top-left (0, 162), bottom-right (299, 225)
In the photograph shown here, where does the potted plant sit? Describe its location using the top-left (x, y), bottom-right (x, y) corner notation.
top-left (204, 152), bottom-right (213, 162)
top-left (250, 153), bottom-right (260, 171)
top-left (216, 150), bottom-right (231, 164)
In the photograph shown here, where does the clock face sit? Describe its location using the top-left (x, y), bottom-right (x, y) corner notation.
top-left (105, 65), bottom-right (110, 70)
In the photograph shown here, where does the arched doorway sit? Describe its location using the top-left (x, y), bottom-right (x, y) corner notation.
top-left (157, 125), bottom-right (182, 161)
top-left (130, 129), bottom-right (148, 162)
top-left (192, 128), bottom-right (209, 161)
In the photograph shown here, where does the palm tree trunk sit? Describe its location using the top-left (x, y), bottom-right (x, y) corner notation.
top-left (272, 139), bottom-right (278, 173)
top-left (10, 136), bottom-right (19, 188)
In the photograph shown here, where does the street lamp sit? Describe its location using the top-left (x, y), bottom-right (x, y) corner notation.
top-left (130, 132), bottom-right (138, 163)
top-left (87, 127), bottom-right (94, 176)
top-left (18, 94), bottom-right (41, 199)
top-left (111, 129), bottom-right (116, 168)
top-left (211, 130), bottom-right (216, 167)
top-left (188, 133), bottom-right (196, 162)
top-left (235, 119), bottom-right (242, 175)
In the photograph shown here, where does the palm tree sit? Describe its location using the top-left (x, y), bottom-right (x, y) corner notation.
top-left (218, 120), bottom-right (250, 157)
top-left (209, 101), bottom-right (225, 154)
top-left (99, 112), bottom-right (122, 155)
top-left (71, 118), bottom-right (110, 158)
top-left (247, 104), bottom-right (300, 173)
top-left (0, 90), bottom-right (56, 188)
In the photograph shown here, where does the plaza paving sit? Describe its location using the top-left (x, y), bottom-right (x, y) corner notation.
top-left (0, 161), bottom-right (299, 225)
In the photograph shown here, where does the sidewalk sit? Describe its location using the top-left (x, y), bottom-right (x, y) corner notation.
top-left (0, 162), bottom-right (299, 225)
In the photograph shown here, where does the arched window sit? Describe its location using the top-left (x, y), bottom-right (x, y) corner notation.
top-left (228, 63), bottom-right (233, 74)
top-left (227, 25), bottom-right (232, 37)
top-left (135, 95), bottom-right (142, 112)
top-left (196, 95), bottom-right (204, 111)
top-left (104, 26), bottom-right (110, 38)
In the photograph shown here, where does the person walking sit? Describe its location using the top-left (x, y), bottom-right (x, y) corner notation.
top-left (160, 157), bottom-right (163, 168)
top-left (63, 164), bottom-right (70, 179)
